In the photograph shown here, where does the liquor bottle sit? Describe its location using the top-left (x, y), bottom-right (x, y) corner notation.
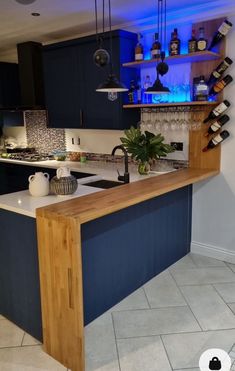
top-left (202, 130), bottom-right (230, 151)
top-left (197, 27), bottom-right (207, 51)
top-left (207, 57), bottom-right (233, 85)
top-left (135, 33), bottom-right (144, 61)
top-left (128, 80), bottom-right (136, 104)
top-left (151, 33), bottom-right (161, 59)
top-left (203, 100), bottom-right (231, 123)
top-left (194, 76), bottom-right (209, 101)
top-left (143, 75), bottom-right (152, 104)
top-left (209, 19), bottom-right (233, 50)
top-left (136, 79), bottom-right (142, 104)
top-left (204, 114), bottom-right (230, 137)
top-left (188, 29), bottom-right (197, 53)
top-left (169, 28), bottom-right (181, 56)
top-left (209, 74), bottom-right (233, 96)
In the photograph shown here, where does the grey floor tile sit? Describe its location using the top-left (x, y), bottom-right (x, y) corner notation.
top-left (144, 270), bottom-right (187, 308)
top-left (190, 253), bottom-right (226, 267)
top-left (117, 336), bottom-right (171, 371)
top-left (113, 306), bottom-right (201, 339)
top-left (0, 315), bottom-right (5, 320)
top-left (171, 267), bottom-right (235, 286)
top-left (0, 319), bottom-right (24, 348)
top-left (227, 263), bottom-right (235, 273)
top-left (228, 303), bottom-right (235, 314)
top-left (180, 285), bottom-right (235, 330)
top-left (0, 345), bottom-right (66, 370)
top-left (109, 288), bottom-right (149, 312)
top-left (162, 329), bottom-right (235, 370)
top-left (213, 282), bottom-right (235, 303)
top-left (22, 333), bottom-right (41, 346)
top-left (85, 313), bottom-right (120, 371)
top-left (168, 254), bottom-right (196, 271)
top-left (173, 369), bottom-right (199, 371)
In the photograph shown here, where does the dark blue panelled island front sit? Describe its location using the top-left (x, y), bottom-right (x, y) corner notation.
top-left (81, 185), bottom-right (192, 325)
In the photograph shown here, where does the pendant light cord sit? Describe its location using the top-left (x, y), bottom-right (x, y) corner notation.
top-left (108, 0), bottom-right (113, 73)
top-left (164, 0), bottom-right (166, 54)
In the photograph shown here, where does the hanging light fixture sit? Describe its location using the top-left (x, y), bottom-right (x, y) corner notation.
top-left (96, 0), bottom-right (128, 94)
top-left (145, 0), bottom-right (170, 94)
top-left (93, 0), bottom-right (110, 68)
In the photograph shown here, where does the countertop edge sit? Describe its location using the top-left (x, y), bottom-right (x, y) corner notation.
top-left (36, 168), bottom-right (219, 224)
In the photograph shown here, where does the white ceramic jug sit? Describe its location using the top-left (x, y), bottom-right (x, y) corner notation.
top-left (56, 166), bottom-right (71, 178)
top-left (28, 172), bottom-right (50, 197)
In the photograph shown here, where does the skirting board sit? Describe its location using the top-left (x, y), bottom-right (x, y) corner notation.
top-left (191, 241), bottom-right (235, 264)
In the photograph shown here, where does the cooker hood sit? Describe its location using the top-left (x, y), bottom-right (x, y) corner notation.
top-left (0, 41), bottom-right (45, 111)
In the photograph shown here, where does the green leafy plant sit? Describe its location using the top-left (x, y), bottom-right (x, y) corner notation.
top-left (120, 126), bottom-right (175, 164)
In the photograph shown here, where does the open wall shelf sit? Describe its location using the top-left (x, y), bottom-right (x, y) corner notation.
top-left (122, 51), bottom-right (221, 68)
top-left (123, 101), bottom-right (218, 108)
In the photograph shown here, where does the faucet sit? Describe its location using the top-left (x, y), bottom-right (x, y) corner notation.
top-left (111, 145), bottom-right (130, 184)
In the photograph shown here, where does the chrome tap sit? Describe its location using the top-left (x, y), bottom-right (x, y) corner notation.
top-left (111, 145), bottom-right (130, 184)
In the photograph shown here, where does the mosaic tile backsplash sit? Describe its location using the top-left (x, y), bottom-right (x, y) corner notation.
top-left (25, 111), bottom-right (66, 153)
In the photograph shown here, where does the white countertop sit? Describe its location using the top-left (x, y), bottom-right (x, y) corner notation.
top-left (0, 158), bottom-right (176, 218)
top-left (0, 184), bottom-right (103, 218)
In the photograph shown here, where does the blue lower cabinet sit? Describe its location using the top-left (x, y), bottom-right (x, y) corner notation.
top-left (81, 185), bottom-right (192, 325)
top-left (0, 210), bottom-right (42, 341)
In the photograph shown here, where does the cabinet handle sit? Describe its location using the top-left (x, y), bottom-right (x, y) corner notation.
top-left (80, 109), bottom-right (84, 127)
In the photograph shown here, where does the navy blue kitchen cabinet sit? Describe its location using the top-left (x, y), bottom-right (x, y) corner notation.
top-left (43, 30), bottom-right (140, 129)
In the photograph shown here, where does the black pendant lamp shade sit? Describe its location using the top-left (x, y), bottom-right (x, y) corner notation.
top-left (95, 0), bottom-right (128, 93)
top-left (96, 74), bottom-right (128, 92)
top-left (145, 76), bottom-right (170, 94)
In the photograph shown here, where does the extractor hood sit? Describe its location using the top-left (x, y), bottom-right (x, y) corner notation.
top-left (0, 41), bottom-right (45, 112)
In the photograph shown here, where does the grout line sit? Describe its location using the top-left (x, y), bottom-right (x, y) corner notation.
top-left (171, 281), bottom-right (235, 287)
top-left (160, 334), bottom-right (174, 371)
top-left (225, 262), bottom-right (235, 274)
top-left (20, 332), bottom-right (25, 346)
top-left (111, 304), bottom-right (193, 315)
top-left (142, 286), bottom-right (151, 309)
top-left (211, 285), bottom-right (235, 315)
top-left (0, 344), bottom-right (41, 350)
top-left (168, 270), bottom-right (204, 332)
top-left (111, 312), bottom-right (121, 371)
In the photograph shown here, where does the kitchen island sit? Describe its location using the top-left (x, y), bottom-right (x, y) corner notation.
top-left (35, 166), bottom-right (218, 371)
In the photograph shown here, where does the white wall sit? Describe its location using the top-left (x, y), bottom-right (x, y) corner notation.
top-left (191, 15), bottom-right (235, 263)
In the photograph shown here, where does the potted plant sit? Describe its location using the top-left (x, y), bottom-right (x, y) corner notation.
top-left (120, 126), bottom-right (175, 175)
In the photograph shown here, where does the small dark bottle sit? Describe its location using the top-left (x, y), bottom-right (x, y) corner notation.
top-left (204, 114), bottom-right (230, 137)
top-left (188, 29), bottom-right (197, 53)
top-left (203, 100), bottom-right (231, 123)
top-left (151, 32), bottom-right (161, 59)
top-left (169, 28), bottom-right (181, 56)
top-left (202, 130), bottom-right (230, 151)
top-left (209, 74), bottom-right (233, 96)
top-left (197, 27), bottom-right (207, 51)
top-left (209, 19), bottom-right (233, 50)
top-left (208, 57), bottom-right (233, 85)
top-left (128, 80), bottom-right (136, 104)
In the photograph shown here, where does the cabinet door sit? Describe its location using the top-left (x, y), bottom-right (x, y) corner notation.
top-left (43, 46), bottom-right (83, 128)
top-left (80, 39), bottom-right (122, 130)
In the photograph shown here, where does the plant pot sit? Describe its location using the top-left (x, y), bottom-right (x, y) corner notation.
top-left (138, 162), bottom-right (150, 175)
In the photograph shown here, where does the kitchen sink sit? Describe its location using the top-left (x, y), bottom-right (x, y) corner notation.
top-left (84, 179), bottom-right (124, 189)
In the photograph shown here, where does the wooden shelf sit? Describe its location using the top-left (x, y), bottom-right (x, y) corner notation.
top-left (123, 101), bottom-right (218, 108)
top-left (123, 51), bottom-right (221, 68)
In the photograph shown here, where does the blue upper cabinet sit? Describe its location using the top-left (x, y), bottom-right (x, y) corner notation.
top-left (43, 30), bottom-right (140, 129)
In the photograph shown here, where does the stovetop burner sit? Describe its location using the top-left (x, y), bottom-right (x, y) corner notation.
top-left (8, 152), bottom-right (54, 162)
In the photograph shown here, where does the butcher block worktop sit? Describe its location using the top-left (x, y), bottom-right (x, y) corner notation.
top-left (36, 167), bottom-right (219, 223)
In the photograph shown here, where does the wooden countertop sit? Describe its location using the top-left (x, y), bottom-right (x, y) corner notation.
top-left (36, 168), bottom-right (218, 224)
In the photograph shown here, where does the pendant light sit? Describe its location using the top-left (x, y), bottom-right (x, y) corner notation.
top-left (96, 0), bottom-right (128, 93)
top-left (145, 0), bottom-right (170, 94)
top-left (93, 0), bottom-right (110, 68)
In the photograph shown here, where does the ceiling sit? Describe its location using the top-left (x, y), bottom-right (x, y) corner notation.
top-left (0, 0), bottom-right (234, 62)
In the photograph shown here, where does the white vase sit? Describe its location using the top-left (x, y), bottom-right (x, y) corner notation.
top-left (28, 172), bottom-right (50, 197)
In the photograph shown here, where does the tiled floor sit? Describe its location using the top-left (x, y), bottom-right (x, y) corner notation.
top-left (1, 253), bottom-right (235, 370)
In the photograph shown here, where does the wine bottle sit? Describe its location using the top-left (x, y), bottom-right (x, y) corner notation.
top-left (128, 80), bottom-right (136, 104)
top-left (169, 28), bottom-right (181, 56)
top-left (197, 27), bottom-right (207, 51)
top-left (135, 33), bottom-right (144, 61)
top-left (203, 100), bottom-right (230, 123)
top-left (208, 57), bottom-right (233, 85)
top-left (202, 130), bottom-right (230, 151)
top-left (204, 114), bottom-right (230, 137)
top-left (188, 29), bottom-right (197, 53)
top-left (151, 32), bottom-right (161, 59)
top-left (209, 19), bottom-right (233, 50)
top-left (209, 74), bottom-right (233, 96)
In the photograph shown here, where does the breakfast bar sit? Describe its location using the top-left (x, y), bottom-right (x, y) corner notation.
top-left (35, 167), bottom-right (218, 371)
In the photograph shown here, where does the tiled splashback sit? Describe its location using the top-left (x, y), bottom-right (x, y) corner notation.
top-left (25, 111), bottom-right (66, 153)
